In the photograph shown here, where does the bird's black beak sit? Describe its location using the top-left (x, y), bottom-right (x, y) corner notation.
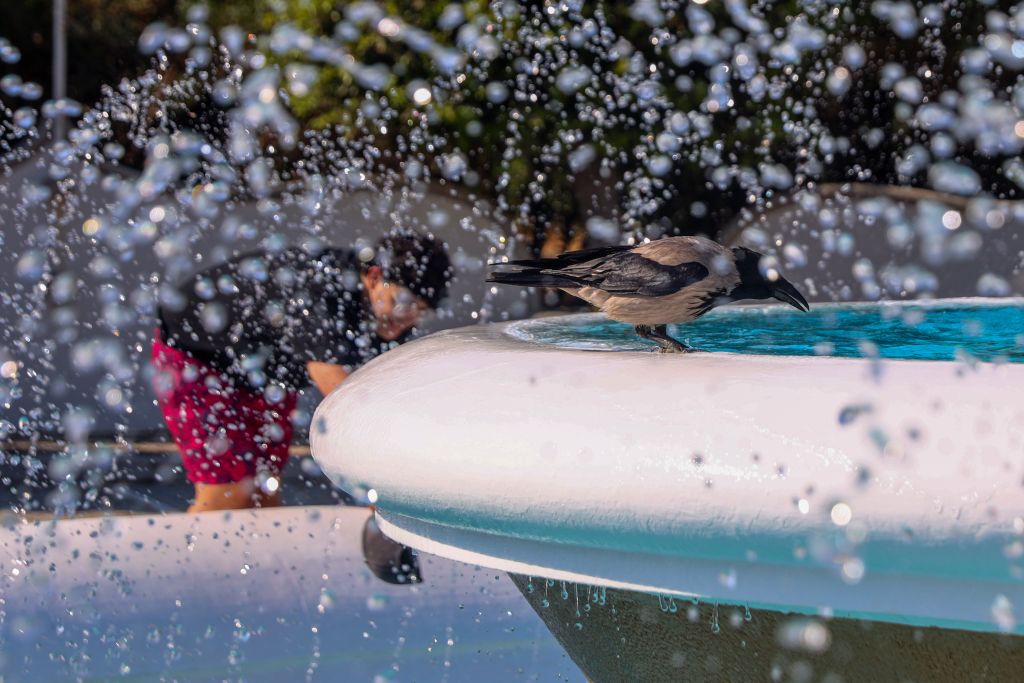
top-left (771, 277), bottom-right (810, 312)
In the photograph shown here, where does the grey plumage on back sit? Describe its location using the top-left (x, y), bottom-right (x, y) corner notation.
top-left (555, 252), bottom-right (710, 298)
top-left (487, 235), bottom-right (809, 353)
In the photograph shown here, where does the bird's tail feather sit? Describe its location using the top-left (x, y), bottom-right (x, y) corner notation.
top-left (486, 269), bottom-right (581, 288)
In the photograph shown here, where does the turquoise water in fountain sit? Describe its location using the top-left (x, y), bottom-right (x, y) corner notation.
top-left (506, 299), bottom-right (1024, 363)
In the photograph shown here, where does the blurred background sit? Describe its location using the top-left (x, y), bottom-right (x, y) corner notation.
top-left (1, 3), bottom-right (1022, 681)
top-left (1, 0), bottom-right (1023, 514)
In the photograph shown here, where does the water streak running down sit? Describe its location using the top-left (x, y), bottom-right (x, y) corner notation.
top-left (506, 299), bottom-right (1024, 363)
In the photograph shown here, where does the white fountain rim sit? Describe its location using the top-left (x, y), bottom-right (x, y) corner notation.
top-left (312, 300), bottom-right (1024, 635)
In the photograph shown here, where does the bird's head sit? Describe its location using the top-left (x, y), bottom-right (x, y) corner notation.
top-left (729, 246), bottom-right (810, 312)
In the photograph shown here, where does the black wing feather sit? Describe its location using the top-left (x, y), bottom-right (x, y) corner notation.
top-left (557, 252), bottom-right (709, 297)
top-left (486, 269), bottom-right (583, 288)
top-left (489, 248), bottom-right (709, 298)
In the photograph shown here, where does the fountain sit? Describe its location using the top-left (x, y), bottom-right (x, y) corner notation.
top-left (311, 300), bottom-right (1024, 679)
top-left (3, 0), bottom-right (1024, 679)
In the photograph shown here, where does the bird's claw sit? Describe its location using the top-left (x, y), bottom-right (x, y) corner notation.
top-left (655, 345), bottom-right (696, 354)
top-left (635, 324), bottom-right (694, 354)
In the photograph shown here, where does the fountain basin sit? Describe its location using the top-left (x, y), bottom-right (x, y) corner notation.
top-left (0, 507), bottom-right (581, 680)
top-left (311, 299), bottom-right (1024, 637)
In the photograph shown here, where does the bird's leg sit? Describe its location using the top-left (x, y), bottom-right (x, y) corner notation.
top-left (650, 324), bottom-right (692, 353)
top-left (634, 325), bottom-right (691, 353)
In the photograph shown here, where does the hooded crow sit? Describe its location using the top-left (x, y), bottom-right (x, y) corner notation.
top-left (487, 236), bottom-right (810, 352)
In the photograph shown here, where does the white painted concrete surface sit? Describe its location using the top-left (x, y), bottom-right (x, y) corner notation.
top-left (312, 315), bottom-right (1024, 634)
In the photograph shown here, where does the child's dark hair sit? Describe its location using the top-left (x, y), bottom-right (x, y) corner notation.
top-left (373, 231), bottom-right (451, 309)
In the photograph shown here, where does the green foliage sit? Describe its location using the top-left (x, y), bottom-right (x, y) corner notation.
top-left (4, 0), bottom-right (1013, 248)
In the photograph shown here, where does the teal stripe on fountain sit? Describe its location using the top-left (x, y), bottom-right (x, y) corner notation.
top-left (371, 496), bottom-right (1018, 584)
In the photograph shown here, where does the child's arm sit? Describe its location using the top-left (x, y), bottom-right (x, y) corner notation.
top-left (306, 361), bottom-right (351, 396)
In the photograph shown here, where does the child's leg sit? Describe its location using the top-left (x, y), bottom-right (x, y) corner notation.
top-left (190, 480), bottom-right (260, 512)
top-left (152, 334), bottom-right (290, 511)
top-left (183, 389), bottom-right (296, 512)
top-left (189, 478), bottom-right (283, 511)
top-left (237, 388), bottom-right (299, 507)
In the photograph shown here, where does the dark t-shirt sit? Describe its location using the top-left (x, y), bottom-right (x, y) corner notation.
top-left (158, 247), bottom-right (394, 391)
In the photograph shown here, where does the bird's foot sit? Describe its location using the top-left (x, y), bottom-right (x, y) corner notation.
top-left (638, 325), bottom-right (696, 352)
top-left (635, 324), bottom-right (694, 353)
top-left (655, 343), bottom-right (694, 354)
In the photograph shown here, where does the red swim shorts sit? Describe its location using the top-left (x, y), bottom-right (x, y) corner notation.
top-left (151, 332), bottom-right (299, 485)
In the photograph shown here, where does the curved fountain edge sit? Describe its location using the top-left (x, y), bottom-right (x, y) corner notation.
top-left (375, 509), bottom-right (1022, 635)
top-left (312, 307), bottom-right (1024, 635)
